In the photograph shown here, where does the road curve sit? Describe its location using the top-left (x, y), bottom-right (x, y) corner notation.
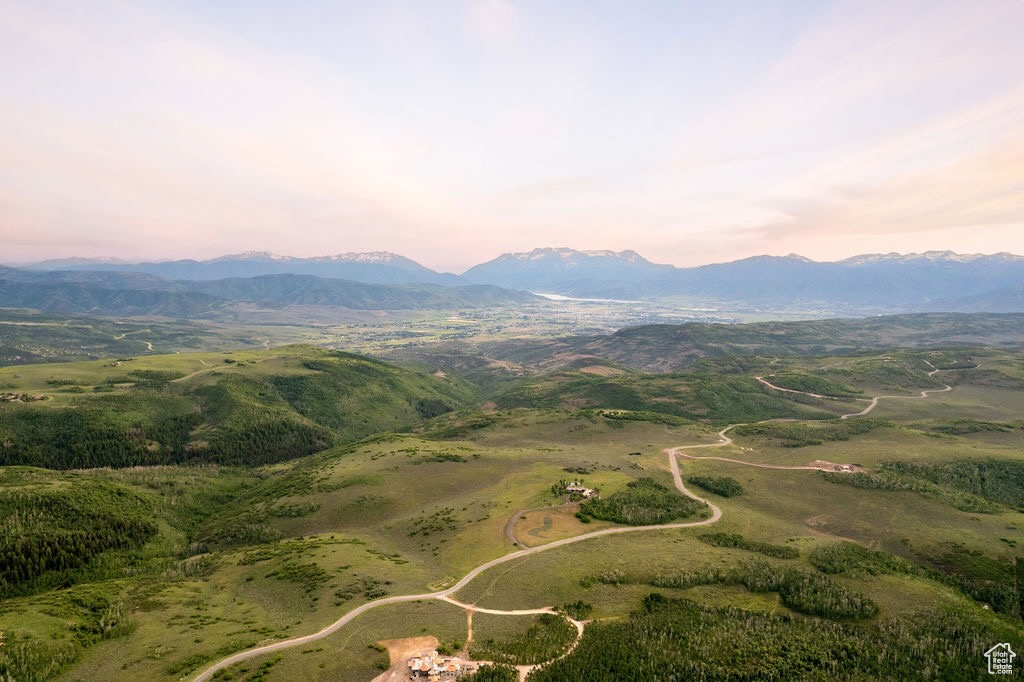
top-left (437, 594), bottom-right (587, 682)
top-left (194, 366), bottom-right (959, 681)
top-left (673, 450), bottom-right (819, 470)
top-left (438, 594), bottom-right (554, 616)
top-left (192, 446), bottom-right (721, 681)
top-left (838, 363), bottom-right (952, 419)
top-left (504, 501), bottom-right (574, 546)
top-left (755, 376), bottom-right (832, 400)
top-left (754, 363), bottom-right (954, 421)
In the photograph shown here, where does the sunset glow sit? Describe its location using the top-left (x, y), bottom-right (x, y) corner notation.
top-left (2, 0), bottom-right (1022, 271)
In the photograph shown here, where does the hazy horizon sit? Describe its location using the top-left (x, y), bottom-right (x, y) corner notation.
top-left (3, 1), bottom-right (1023, 272)
top-left (6, 245), bottom-right (1024, 276)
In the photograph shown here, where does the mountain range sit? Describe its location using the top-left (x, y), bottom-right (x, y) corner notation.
top-left (462, 248), bottom-right (1024, 311)
top-left (0, 265), bottom-right (535, 319)
top-left (24, 251), bottom-right (462, 285)
top-left (4, 247), bottom-right (1024, 316)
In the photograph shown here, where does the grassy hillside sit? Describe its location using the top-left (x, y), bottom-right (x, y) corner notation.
top-left (0, 346), bottom-right (474, 468)
top-left (465, 313), bottom-right (1024, 373)
top-left (2, 399), bottom-right (1022, 681)
top-left (3, 335), bottom-right (1024, 681)
top-left (0, 310), bottom-right (226, 365)
top-left (492, 368), bottom-right (842, 424)
top-left (0, 274), bottom-right (537, 320)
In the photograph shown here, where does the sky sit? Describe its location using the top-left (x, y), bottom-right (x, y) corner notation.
top-left (2, 0), bottom-right (1023, 273)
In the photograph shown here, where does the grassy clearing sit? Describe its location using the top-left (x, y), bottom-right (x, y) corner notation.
top-left (166, 600), bottom-right (466, 682)
top-left (516, 505), bottom-right (614, 547)
top-left (7, 346), bottom-right (1024, 680)
top-left (469, 612), bottom-right (576, 665)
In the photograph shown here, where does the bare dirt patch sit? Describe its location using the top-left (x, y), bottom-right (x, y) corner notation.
top-left (376, 636), bottom-right (439, 666)
top-left (578, 365), bottom-right (625, 376)
top-left (808, 460), bottom-right (867, 473)
top-left (515, 505), bottom-right (611, 547)
top-left (805, 514), bottom-right (832, 529)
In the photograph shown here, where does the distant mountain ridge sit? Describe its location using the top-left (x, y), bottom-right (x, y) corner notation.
top-left (26, 251), bottom-right (463, 286)
top-left (463, 248), bottom-right (1024, 311)
top-left (462, 247), bottom-right (675, 297)
top-left (0, 272), bottom-right (537, 319)
top-left (12, 248), bottom-right (1024, 314)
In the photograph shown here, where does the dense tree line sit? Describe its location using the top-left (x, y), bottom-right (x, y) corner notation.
top-left (881, 459), bottom-right (1024, 511)
top-left (823, 458), bottom-right (1024, 517)
top-left (578, 478), bottom-right (705, 525)
top-left (762, 371), bottom-right (863, 397)
top-left (649, 559), bottom-right (879, 620)
top-left (0, 483), bottom-right (157, 597)
top-left (698, 532), bottom-right (798, 558)
top-left (732, 418), bottom-right (885, 447)
top-left (528, 594), bottom-right (1020, 681)
top-left (808, 541), bottom-right (1022, 618)
top-left (0, 349), bottom-right (470, 470)
top-left (687, 475), bottom-right (744, 497)
top-left (469, 614), bottom-right (576, 666)
top-left (0, 400), bottom-right (334, 469)
top-left (809, 541), bottom-right (918, 577)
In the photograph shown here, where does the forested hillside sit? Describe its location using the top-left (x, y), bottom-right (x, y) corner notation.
top-left (0, 347), bottom-right (473, 469)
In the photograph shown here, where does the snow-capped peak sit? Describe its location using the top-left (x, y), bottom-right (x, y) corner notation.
top-left (214, 251), bottom-right (290, 262)
top-left (839, 251), bottom-right (1024, 266)
top-left (319, 251), bottom-right (410, 264)
top-left (508, 247), bottom-right (654, 265)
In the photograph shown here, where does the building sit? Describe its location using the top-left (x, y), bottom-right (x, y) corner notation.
top-left (407, 652), bottom-right (466, 679)
top-left (566, 482), bottom-right (597, 498)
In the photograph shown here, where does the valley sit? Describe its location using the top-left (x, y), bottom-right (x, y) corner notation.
top-left (1, 307), bottom-right (1022, 681)
top-left (8, 0), bottom-right (1024, 675)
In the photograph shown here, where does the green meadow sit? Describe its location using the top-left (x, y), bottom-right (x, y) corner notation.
top-left (1, 334), bottom-right (1022, 681)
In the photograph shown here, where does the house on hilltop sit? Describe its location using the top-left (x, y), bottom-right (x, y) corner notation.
top-left (407, 651), bottom-right (469, 679)
top-left (566, 482), bottom-right (597, 498)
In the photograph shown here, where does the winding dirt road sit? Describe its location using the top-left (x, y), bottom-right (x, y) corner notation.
top-left (113, 329), bottom-right (154, 350)
top-left (437, 595), bottom-right (588, 681)
top-left (192, 447), bottom-right (721, 681)
top-left (755, 376), bottom-right (833, 399)
top-left (192, 365), bottom-right (959, 681)
top-left (757, 361), bottom-right (954, 421)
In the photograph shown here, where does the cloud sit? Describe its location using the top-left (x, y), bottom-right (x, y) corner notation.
top-left (507, 175), bottom-right (606, 197)
top-left (2, 1), bottom-right (1023, 269)
top-left (733, 129), bottom-right (1024, 265)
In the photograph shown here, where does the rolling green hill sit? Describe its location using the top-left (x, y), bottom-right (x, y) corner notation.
top-left (2, 321), bottom-right (1024, 682)
top-left (491, 368), bottom-right (840, 424)
top-left (0, 272), bottom-right (537, 320)
top-left (465, 313), bottom-right (1024, 373)
top-left (0, 346), bottom-right (474, 468)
